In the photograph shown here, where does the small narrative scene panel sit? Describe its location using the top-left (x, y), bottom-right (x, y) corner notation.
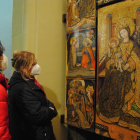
top-left (97, 0), bottom-right (124, 7)
top-left (66, 0), bottom-right (96, 33)
top-left (96, 0), bottom-right (140, 140)
top-left (66, 27), bottom-right (96, 79)
top-left (65, 78), bottom-right (95, 132)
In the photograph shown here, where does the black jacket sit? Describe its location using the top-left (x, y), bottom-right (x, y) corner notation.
top-left (8, 71), bottom-right (57, 140)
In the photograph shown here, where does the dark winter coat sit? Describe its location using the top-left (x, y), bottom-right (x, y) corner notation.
top-left (8, 71), bottom-right (57, 140)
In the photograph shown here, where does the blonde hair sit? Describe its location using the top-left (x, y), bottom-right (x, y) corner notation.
top-left (11, 51), bottom-right (35, 80)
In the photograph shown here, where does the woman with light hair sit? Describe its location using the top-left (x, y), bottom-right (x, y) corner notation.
top-left (8, 51), bottom-right (57, 140)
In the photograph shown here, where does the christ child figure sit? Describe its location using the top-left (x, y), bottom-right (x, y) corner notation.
top-left (108, 37), bottom-right (124, 72)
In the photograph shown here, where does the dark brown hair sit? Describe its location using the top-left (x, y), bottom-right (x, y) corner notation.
top-left (0, 41), bottom-right (5, 56)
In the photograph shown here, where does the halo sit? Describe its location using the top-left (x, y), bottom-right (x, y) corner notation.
top-left (69, 80), bottom-right (75, 87)
top-left (115, 17), bottom-right (135, 39)
top-left (70, 36), bottom-right (77, 45)
top-left (109, 37), bottom-right (119, 47)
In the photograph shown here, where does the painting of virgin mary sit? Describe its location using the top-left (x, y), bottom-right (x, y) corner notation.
top-left (98, 17), bottom-right (140, 127)
top-left (96, 1), bottom-right (140, 139)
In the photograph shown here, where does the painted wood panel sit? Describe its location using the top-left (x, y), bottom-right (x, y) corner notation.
top-left (96, 0), bottom-right (140, 139)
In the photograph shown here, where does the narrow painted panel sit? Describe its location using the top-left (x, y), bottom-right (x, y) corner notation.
top-left (65, 0), bottom-right (96, 133)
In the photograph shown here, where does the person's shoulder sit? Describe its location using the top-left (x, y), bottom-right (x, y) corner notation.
top-left (8, 81), bottom-right (30, 99)
top-left (0, 84), bottom-right (8, 102)
top-left (9, 81), bottom-right (27, 92)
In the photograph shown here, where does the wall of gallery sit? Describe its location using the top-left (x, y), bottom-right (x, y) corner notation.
top-left (12, 0), bottom-right (68, 140)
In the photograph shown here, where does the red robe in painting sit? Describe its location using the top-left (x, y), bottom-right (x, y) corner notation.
top-left (81, 45), bottom-right (95, 70)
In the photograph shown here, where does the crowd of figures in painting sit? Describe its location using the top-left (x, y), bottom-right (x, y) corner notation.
top-left (66, 79), bottom-right (95, 131)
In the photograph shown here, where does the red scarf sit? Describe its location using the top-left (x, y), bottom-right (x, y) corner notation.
top-left (0, 73), bottom-right (9, 90)
top-left (34, 79), bottom-right (48, 106)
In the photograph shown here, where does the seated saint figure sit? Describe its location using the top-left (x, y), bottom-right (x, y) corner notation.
top-left (98, 17), bottom-right (140, 133)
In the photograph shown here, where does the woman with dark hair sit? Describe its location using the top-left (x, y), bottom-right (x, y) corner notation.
top-left (0, 41), bottom-right (11, 140)
top-left (8, 51), bottom-right (57, 140)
